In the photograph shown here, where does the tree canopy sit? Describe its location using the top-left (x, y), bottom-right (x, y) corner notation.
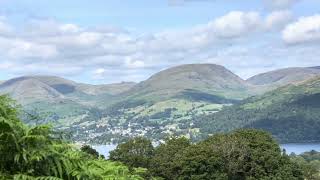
top-left (111, 130), bottom-right (306, 180)
top-left (109, 137), bottom-right (154, 169)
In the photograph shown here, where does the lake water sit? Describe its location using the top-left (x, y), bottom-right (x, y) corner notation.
top-left (94, 143), bottom-right (320, 158)
top-left (280, 143), bottom-right (320, 154)
top-left (93, 144), bottom-right (117, 158)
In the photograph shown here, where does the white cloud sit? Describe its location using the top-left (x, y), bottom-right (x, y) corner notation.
top-left (210, 11), bottom-right (262, 38)
top-left (59, 24), bottom-right (80, 33)
top-left (7, 39), bottom-right (58, 59)
top-left (266, 0), bottom-right (300, 9)
top-left (0, 62), bottom-right (14, 69)
top-left (41, 32), bottom-right (104, 48)
top-left (0, 17), bottom-right (12, 35)
top-left (0, 37), bottom-right (58, 59)
top-left (7, 63), bottom-right (83, 76)
top-left (265, 10), bottom-right (292, 30)
top-left (125, 57), bottom-right (145, 69)
top-left (93, 68), bottom-right (106, 80)
top-left (282, 15), bottom-right (320, 44)
top-left (94, 68), bottom-right (106, 74)
top-left (24, 20), bottom-right (81, 36)
top-left (73, 32), bottom-right (103, 46)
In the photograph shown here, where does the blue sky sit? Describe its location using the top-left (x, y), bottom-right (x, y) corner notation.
top-left (1, 0), bottom-right (262, 29)
top-left (0, 0), bottom-right (319, 84)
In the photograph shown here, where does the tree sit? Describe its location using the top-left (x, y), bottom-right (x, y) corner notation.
top-left (109, 137), bottom-right (154, 169)
top-left (81, 145), bottom-right (101, 159)
top-left (291, 151), bottom-right (320, 180)
top-left (176, 129), bottom-right (304, 180)
top-left (150, 137), bottom-right (191, 179)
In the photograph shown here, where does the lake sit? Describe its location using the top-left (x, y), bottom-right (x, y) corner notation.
top-left (280, 143), bottom-right (320, 154)
top-left (94, 143), bottom-right (320, 158)
top-left (93, 144), bottom-right (117, 158)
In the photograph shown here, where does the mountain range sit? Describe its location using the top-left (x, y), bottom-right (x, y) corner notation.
top-left (196, 76), bottom-right (320, 143)
top-left (0, 75), bottom-right (136, 104)
top-left (1, 64), bottom-right (320, 143)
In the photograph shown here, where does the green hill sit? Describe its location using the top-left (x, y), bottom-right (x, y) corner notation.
top-left (196, 76), bottom-right (320, 143)
top-left (76, 64), bottom-right (253, 143)
top-left (0, 76), bottom-right (135, 104)
top-left (247, 67), bottom-right (320, 86)
top-left (0, 76), bottom-right (135, 126)
top-left (123, 64), bottom-right (250, 101)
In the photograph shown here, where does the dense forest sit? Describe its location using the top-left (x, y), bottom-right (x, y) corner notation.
top-left (109, 131), bottom-right (320, 179)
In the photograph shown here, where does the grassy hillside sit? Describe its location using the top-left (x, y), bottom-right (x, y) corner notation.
top-left (196, 76), bottom-right (320, 143)
top-left (83, 63), bottom-right (253, 143)
top-left (247, 67), bottom-right (320, 86)
top-left (0, 76), bottom-right (135, 127)
top-left (122, 64), bottom-right (251, 102)
top-left (23, 100), bottom-right (101, 126)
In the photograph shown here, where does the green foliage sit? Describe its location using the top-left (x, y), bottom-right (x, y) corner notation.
top-left (196, 77), bottom-right (320, 143)
top-left (70, 158), bottom-right (144, 180)
top-left (0, 95), bottom-right (142, 180)
top-left (23, 100), bottom-right (102, 126)
top-left (168, 130), bottom-right (303, 180)
top-left (300, 150), bottom-right (320, 162)
top-left (177, 89), bottom-right (239, 104)
top-left (291, 150), bottom-right (320, 180)
top-left (80, 145), bottom-right (101, 159)
top-left (111, 130), bottom-right (304, 180)
top-left (149, 137), bottom-right (191, 179)
top-left (109, 137), bottom-right (154, 169)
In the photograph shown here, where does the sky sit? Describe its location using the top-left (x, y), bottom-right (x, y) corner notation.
top-left (0, 0), bottom-right (319, 84)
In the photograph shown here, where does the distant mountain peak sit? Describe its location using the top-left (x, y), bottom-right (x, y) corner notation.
top-left (247, 67), bottom-right (320, 86)
top-left (310, 66), bottom-right (320, 69)
top-left (0, 75), bottom-right (137, 104)
top-left (0, 76), bottom-right (64, 104)
top-left (125, 63), bottom-right (250, 101)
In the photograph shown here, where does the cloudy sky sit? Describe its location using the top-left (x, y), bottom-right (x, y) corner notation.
top-left (0, 0), bottom-right (319, 84)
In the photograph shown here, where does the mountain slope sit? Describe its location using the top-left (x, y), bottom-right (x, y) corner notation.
top-left (30, 75), bottom-right (136, 97)
top-left (0, 76), bottom-right (136, 103)
top-left (247, 67), bottom-right (320, 86)
top-left (0, 76), bottom-right (135, 126)
top-left (124, 64), bottom-right (250, 102)
top-left (196, 76), bottom-right (320, 143)
top-left (103, 64), bottom-right (252, 123)
top-left (85, 64), bottom-right (254, 143)
top-left (0, 77), bottom-right (65, 104)
top-left (77, 82), bottom-right (136, 96)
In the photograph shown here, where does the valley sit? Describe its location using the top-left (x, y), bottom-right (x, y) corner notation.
top-left (1, 64), bottom-right (320, 144)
